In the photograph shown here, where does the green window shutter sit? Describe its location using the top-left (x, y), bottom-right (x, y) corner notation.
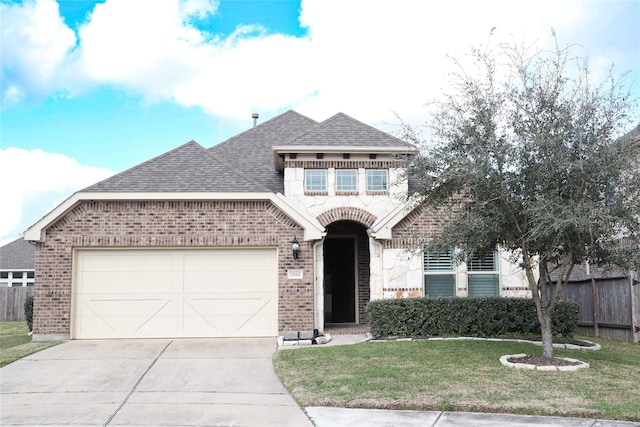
top-left (424, 250), bottom-right (454, 271)
top-left (468, 252), bottom-right (497, 271)
top-left (424, 274), bottom-right (455, 297)
top-left (468, 274), bottom-right (499, 296)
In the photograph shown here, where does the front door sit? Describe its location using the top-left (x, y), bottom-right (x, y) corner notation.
top-left (323, 237), bottom-right (356, 323)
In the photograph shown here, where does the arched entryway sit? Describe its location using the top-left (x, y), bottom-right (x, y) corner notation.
top-left (323, 221), bottom-right (370, 326)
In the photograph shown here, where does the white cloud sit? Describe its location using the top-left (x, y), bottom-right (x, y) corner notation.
top-left (0, 147), bottom-right (114, 246)
top-left (1, 0), bottom-right (634, 125)
top-left (0, 0), bottom-right (77, 106)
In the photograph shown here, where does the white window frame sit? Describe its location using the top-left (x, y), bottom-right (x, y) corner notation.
top-left (366, 169), bottom-right (388, 191)
top-left (0, 270), bottom-right (35, 287)
top-left (305, 169), bottom-right (327, 192)
top-left (336, 169), bottom-right (357, 192)
top-left (467, 251), bottom-right (500, 296)
top-left (423, 249), bottom-right (456, 297)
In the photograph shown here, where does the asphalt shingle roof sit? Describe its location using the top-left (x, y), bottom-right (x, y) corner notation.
top-left (0, 238), bottom-right (35, 269)
top-left (282, 112), bottom-right (415, 149)
top-left (208, 110), bottom-right (319, 193)
top-left (84, 141), bottom-right (270, 193)
top-left (80, 110), bottom-right (415, 194)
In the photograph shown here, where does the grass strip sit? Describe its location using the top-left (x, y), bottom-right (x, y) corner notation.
top-left (0, 321), bottom-right (60, 367)
top-left (274, 337), bottom-right (640, 421)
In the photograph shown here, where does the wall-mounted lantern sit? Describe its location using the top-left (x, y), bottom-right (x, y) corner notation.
top-left (291, 237), bottom-right (300, 260)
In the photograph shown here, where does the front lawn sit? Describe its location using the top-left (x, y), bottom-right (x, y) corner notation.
top-left (0, 322), bottom-right (60, 367)
top-left (274, 337), bottom-right (640, 421)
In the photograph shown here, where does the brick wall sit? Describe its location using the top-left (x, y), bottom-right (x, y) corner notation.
top-left (386, 204), bottom-right (443, 249)
top-left (33, 200), bottom-right (315, 337)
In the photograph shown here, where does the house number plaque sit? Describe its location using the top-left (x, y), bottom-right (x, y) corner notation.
top-left (287, 270), bottom-right (304, 280)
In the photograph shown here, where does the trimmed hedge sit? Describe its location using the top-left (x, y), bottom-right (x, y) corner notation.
top-left (24, 295), bottom-right (33, 332)
top-left (366, 297), bottom-right (578, 338)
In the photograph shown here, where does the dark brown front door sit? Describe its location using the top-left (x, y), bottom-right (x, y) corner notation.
top-left (324, 237), bottom-right (356, 323)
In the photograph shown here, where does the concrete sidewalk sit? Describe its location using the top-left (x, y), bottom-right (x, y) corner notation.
top-left (306, 407), bottom-right (639, 427)
top-left (1, 338), bottom-right (313, 426)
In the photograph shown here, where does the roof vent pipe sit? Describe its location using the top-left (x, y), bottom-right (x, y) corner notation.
top-left (252, 113), bottom-right (259, 128)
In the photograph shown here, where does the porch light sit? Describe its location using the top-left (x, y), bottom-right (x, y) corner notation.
top-left (291, 237), bottom-right (300, 260)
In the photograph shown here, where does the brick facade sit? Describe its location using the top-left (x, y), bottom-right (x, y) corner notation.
top-left (33, 200), bottom-right (315, 337)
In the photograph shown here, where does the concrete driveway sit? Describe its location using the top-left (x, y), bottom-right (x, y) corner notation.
top-left (1, 338), bottom-right (314, 426)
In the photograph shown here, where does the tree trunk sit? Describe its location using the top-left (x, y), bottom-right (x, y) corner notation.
top-left (530, 258), bottom-right (555, 358)
top-left (539, 306), bottom-right (554, 358)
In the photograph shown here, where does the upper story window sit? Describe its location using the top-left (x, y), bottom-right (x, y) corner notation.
top-left (423, 249), bottom-right (456, 297)
top-left (468, 251), bottom-right (499, 296)
top-left (305, 169), bottom-right (327, 191)
top-left (336, 169), bottom-right (357, 191)
top-left (366, 169), bottom-right (388, 191)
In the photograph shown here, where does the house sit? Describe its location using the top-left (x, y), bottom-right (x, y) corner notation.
top-left (0, 238), bottom-right (35, 288)
top-left (24, 111), bottom-right (530, 341)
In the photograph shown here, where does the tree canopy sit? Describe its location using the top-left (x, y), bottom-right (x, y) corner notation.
top-left (404, 37), bottom-right (640, 357)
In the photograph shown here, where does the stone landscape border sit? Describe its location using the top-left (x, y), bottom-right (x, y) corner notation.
top-left (499, 353), bottom-right (590, 371)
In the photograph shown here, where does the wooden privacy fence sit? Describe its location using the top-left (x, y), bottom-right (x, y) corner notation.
top-left (563, 276), bottom-right (640, 342)
top-left (0, 287), bottom-right (34, 321)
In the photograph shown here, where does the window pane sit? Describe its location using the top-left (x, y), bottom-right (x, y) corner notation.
top-left (11, 283), bottom-right (22, 287)
top-left (27, 282), bottom-right (35, 287)
top-left (305, 170), bottom-right (327, 191)
top-left (468, 274), bottom-right (499, 296)
top-left (27, 271), bottom-right (35, 279)
top-left (336, 170), bottom-right (357, 191)
top-left (0, 272), bottom-right (8, 279)
top-left (366, 170), bottom-right (387, 191)
top-left (424, 250), bottom-right (454, 271)
top-left (468, 252), bottom-right (497, 271)
top-left (11, 271), bottom-right (24, 279)
top-left (424, 275), bottom-right (455, 297)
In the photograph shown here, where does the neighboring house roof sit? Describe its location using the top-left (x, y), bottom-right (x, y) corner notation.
top-left (84, 141), bottom-right (271, 193)
top-left (0, 238), bottom-right (35, 270)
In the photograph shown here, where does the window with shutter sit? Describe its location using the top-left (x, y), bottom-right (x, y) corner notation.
top-left (423, 249), bottom-right (455, 297)
top-left (468, 251), bottom-right (499, 296)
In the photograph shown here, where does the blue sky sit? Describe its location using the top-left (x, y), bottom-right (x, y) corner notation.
top-left (1, 0), bottom-right (639, 245)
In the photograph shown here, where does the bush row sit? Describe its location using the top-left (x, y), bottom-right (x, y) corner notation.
top-left (366, 297), bottom-right (578, 338)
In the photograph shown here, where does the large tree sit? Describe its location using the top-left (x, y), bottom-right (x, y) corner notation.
top-left (404, 38), bottom-right (640, 358)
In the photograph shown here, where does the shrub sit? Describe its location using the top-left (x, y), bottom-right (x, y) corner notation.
top-left (366, 297), bottom-right (578, 338)
top-left (24, 296), bottom-right (33, 332)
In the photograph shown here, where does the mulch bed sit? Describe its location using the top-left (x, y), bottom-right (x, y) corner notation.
top-left (507, 355), bottom-right (581, 366)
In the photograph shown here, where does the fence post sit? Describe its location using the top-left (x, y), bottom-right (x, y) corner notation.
top-left (632, 272), bottom-right (639, 343)
top-left (592, 278), bottom-right (599, 338)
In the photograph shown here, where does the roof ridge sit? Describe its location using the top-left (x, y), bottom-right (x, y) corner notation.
top-left (210, 110), bottom-right (318, 151)
top-left (326, 112), bottom-right (414, 146)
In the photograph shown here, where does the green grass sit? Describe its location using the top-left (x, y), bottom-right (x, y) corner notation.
top-left (274, 337), bottom-right (640, 421)
top-left (0, 322), bottom-right (60, 367)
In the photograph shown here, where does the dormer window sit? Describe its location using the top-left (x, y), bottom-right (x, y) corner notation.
top-left (305, 169), bottom-right (327, 191)
top-left (366, 169), bottom-right (388, 191)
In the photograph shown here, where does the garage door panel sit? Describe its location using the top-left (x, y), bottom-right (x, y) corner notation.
top-left (81, 253), bottom-right (174, 272)
top-left (183, 272), bottom-right (273, 293)
top-left (79, 272), bottom-right (173, 294)
top-left (73, 249), bottom-right (277, 339)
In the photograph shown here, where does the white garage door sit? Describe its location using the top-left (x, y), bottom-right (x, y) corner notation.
top-left (72, 248), bottom-right (278, 339)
